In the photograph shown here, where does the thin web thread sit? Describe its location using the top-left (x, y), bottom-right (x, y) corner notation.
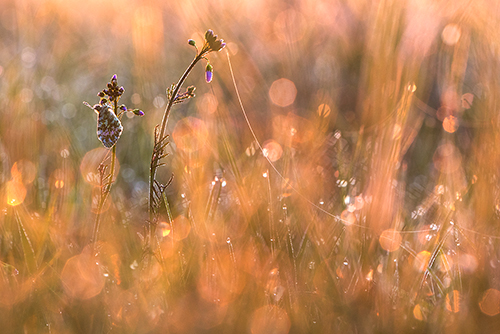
top-left (224, 50), bottom-right (500, 240)
top-left (226, 50), bottom-right (367, 228)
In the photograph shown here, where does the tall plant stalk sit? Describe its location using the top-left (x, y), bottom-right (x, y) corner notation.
top-left (147, 30), bottom-right (226, 253)
top-left (85, 75), bottom-right (144, 247)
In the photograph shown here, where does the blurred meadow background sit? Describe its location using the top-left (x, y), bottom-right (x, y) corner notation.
top-left (2, 0), bottom-right (500, 332)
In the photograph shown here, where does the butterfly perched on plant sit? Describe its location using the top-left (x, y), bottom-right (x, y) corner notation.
top-left (84, 101), bottom-right (123, 148)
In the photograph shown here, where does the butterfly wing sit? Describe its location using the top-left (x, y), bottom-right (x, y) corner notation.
top-left (97, 105), bottom-right (123, 148)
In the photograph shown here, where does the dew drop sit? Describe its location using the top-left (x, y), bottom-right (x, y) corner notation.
top-left (407, 83), bottom-right (417, 93)
top-left (60, 149), bottom-right (70, 158)
top-left (344, 196), bottom-right (351, 205)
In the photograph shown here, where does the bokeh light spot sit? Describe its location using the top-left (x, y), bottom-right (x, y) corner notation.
top-left (80, 148), bottom-right (120, 186)
top-left (443, 115), bottom-right (459, 133)
top-left (317, 103), bottom-right (331, 117)
top-left (414, 251), bottom-right (431, 272)
top-left (6, 180), bottom-right (27, 206)
top-left (262, 140), bottom-right (283, 162)
top-left (226, 42), bottom-right (239, 56)
top-left (198, 93), bottom-right (219, 115)
top-left (61, 248), bottom-right (105, 299)
top-left (438, 254), bottom-right (453, 272)
top-left (153, 95), bottom-right (166, 109)
top-left (407, 83), bottom-right (417, 93)
top-left (355, 196), bottom-right (364, 210)
top-left (158, 222), bottom-right (171, 238)
top-left (379, 229), bottom-right (402, 252)
top-left (445, 290), bottom-right (461, 313)
top-left (169, 215), bottom-right (191, 241)
top-left (413, 304), bottom-right (426, 321)
top-left (172, 117), bottom-right (209, 153)
top-left (131, 93), bottom-right (142, 105)
top-left (433, 142), bottom-right (461, 174)
top-left (457, 253), bottom-right (478, 273)
top-left (340, 210), bottom-right (356, 226)
top-left (269, 78), bottom-right (297, 107)
top-left (274, 9), bottom-right (306, 44)
top-left (479, 288), bottom-right (500, 316)
top-left (442, 24), bottom-right (461, 46)
top-left (11, 160), bottom-right (36, 184)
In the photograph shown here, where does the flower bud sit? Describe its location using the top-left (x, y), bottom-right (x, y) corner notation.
top-left (205, 30), bottom-right (215, 42)
top-left (205, 63), bottom-right (213, 83)
top-left (132, 109), bottom-right (145, 116)
top-left (188, 39), bottom-right (196, 47)
top-left (219, 39), bottom-right (226, 51)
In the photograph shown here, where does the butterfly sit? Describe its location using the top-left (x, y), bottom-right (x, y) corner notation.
top-left (84, 102), bottom-right (123, 148)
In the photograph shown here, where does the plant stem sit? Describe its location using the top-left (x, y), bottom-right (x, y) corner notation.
top-left (148, 53), bottom-right (203, 250)
top-left (92, 100), bottom-right (118, 246)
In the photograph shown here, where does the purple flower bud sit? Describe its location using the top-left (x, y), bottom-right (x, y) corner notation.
top-left (205, 30), bottom-right (215, 41)
top-left (132, 109), bottom-right (145, 116)
top-left (188, 39), bottom-right (196, 47)
top-left (219, 39), bottom-right (226, 50)
top-left (205, 70), bottom-right (213, 83)
top-left (120, 105), bottom-right (127, 111)
top-left (205, 63), bottom-right (214, 83)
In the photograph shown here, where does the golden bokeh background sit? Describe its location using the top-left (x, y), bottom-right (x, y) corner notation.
top-left (1, 0), bottom-right (500, 332)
